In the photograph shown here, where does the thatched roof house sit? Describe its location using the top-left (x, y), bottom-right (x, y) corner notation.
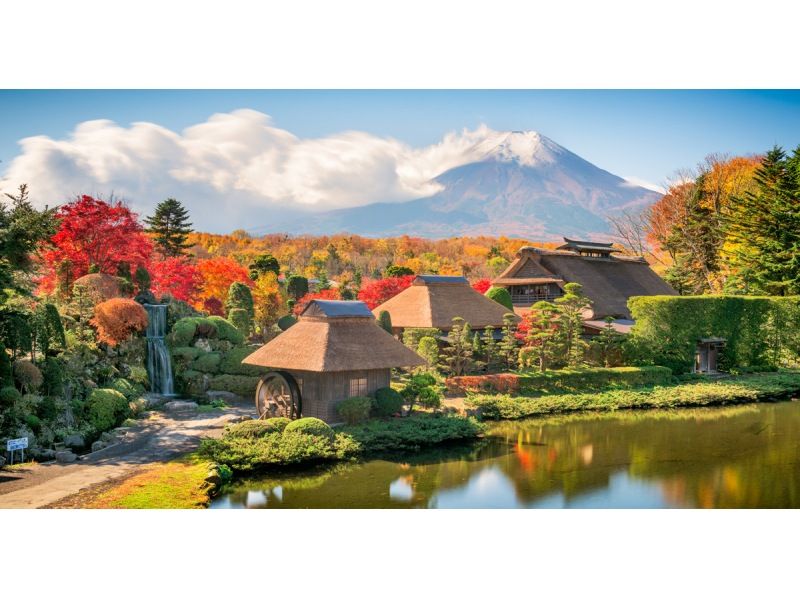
top-left (243, 299), bottom-right (424, 422)
top-left (493, 241), bottom-right (675, 319)
top-left (372, 274), bottom-right (519, 333)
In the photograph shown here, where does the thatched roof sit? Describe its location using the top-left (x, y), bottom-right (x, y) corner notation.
top-left (556, 238), bottom-right (620, 254)
top-left (373, 274), bottom-right (520, 331)
top-left (494, 246), bottom-right (676, 319)
top-left (242, 300), bottom-right (425, 372)
top-left (72, 272), bottom-right (124, 301)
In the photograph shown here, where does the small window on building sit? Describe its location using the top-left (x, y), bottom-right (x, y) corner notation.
top-left (349, 377), bottom-right (368, 397)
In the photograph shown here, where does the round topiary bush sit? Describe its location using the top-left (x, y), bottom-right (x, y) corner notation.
top-left (372, 387), bottom-right (404, 417)
top-left (85, 388), bottom-right (130, 433)
top-left (485, 286), bottom-right (514, 311)
top-left (207, 316), bottom-right (245, 345)
top-left (225, 417), bottom-right (291, 439)
top-left (277, 315), bottom-right (297, 331)
top-left (283, 417), bottom-right (335, 440)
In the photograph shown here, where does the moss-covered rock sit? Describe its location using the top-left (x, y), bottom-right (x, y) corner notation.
top-left (194, 352), bottom-right (222, 374)
top-left (169, 316), bottom-right (219, 347)
top-left (207, 316), bottom-right (245, 345)
top-left (209, 374), bottom-right (259, 397)
top-left (171, 346), bottom-right (203, 366)
top-left (219, 346), bottom-right (261, 375)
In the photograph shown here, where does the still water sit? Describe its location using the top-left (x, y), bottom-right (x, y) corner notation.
top-left (211, 401), bottom-right (800, 508)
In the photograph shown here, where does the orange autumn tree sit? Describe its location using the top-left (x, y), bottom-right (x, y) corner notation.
top-left (251, 271), bottom-right (286, 331)
top-left (195, 257), bottom-right (252, 311)
top-left (91, 298), bottom-right (148, 346)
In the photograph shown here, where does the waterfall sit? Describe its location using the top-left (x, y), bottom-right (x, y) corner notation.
top-left (144, 304), bottom-right (175, 396)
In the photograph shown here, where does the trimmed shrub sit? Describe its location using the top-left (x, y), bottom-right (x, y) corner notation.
top-left (518, 366), bottom-right (672, 394)
top-left (403, 327), bottom-right (441, 349)
top-left (225, 417), bottom-right (291, 439)
top-left (171, 346), bottom-right (203, 365)
top-left (170, 316), bottom-right (219, 347)
top-left (373, 387), bottom-right (403, 417)
top-left (209, 374), bottom-right (259, 396)
top-left (377, 310), bottom-right (393, 334)
top-left (445, 373), bottom-right (520, 395)
top-left (340, 415), bottom-right (484, 453)
top-left (219, 346), bottom-right (261, 375)
top-left (417, 336), bottom-right (439, 368)
top-left (85, 388), bottom-right (130, 432)
top-left (284, 417), bottom-right (335, 440)
top-left (336, 396), bottom-right (373, 425)
top-left (228, 308), bottom-right (251, 336)
top-left (0, 385), bottom-right (22, 409)
top-left (127, 365), bottom-right (149, 386)
top-left (225, 282), bottom-right (255, 319)
top-left (91, 298), bottom-right (149, 346)
top-left (207, 315), bottom-right (245, 345)
top-left (179, 369), bottom-right (206, 396)
top-left (13, 360), bottom-right (43, 393)
top-left (277, 315), bottom-right (297, 331)
top-left (109, 378), bottom-right (144, 400)
top-left (194, 352), bottom-right (222, 373)
top-left (485, 286), bottom-right (514, 311)
top-left (400, 372), bottom-right (440, 413)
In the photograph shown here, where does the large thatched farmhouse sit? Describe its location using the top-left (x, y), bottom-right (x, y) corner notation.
top-left (372, 274), bottom-right (520, 334)
top-left (492, 239), bottom-right (675, 333)
top-left (243, 299), bottom-right (424, 423)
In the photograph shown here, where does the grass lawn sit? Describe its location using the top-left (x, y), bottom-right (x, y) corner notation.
top-left (466, 371), bottom-right (800, 420)
top-left (82, 456), bottom-right (215, 509)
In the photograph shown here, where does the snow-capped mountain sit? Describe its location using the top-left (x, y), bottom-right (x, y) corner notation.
top-left (272, 131), bottom-right (660, 239)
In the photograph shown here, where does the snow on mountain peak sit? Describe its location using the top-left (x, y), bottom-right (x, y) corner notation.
top-left (471, 130), bottom-right (563, 167)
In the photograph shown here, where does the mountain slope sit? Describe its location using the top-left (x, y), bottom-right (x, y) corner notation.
top-left (273, 131), bottom-right (660, 239)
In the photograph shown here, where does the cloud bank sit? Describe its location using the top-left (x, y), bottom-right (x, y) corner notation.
top-left (1, 110), bottom-right (514, 230)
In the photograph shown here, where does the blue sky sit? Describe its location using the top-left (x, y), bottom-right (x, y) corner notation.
top-left (2, 90), bottom-right (799, 186)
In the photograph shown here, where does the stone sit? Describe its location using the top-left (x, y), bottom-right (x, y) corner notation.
top-left (64, 433), bottom-right (85, 450)
top-left (91, 440), bottom-right (108, 452)
top-left (55, 450), bottom-right (77, 463)
top-left (206, 390), bottom-right (237, 401)
top-left (31, 448), bottom-right (56, 462)
top-left (204, 468), bottom-right (222, 486)
top-left (194, 337), bottom-right (213, 353)
top-left (164, 400), bottom-right (198, 414)
top-left (0, 455), bottom-right (6, 467)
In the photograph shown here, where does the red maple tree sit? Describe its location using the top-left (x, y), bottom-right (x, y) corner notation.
top-left (471, 278), bottom-right (491, 294)
top-left (293, 288), bottom-right (341, 315)
top-left (356, 275), bottom-right (414, 310)
top-left (195, 256), bottom-right (252, 310)
top-left (39, 195), bottom-right (153, 294)
top-left (150, 257), bottom-right (201, 303)
top-left (91, 298), bottom-right (149, 346)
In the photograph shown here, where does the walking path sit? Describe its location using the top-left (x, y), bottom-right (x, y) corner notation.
top-left (0, 404), bottom-right (250, 509)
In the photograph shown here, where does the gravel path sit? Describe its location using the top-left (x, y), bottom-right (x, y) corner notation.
top-left (0, 403), bottom-right (251, 509)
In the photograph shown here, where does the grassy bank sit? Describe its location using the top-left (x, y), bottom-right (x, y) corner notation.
top-left (466, 371), bottom-right (800, 420)
top-left (199, 414), bottom-right (485, 473)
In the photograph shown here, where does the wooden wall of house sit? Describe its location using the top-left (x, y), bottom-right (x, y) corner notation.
top-left (290, 368), bottom-right (391, 423)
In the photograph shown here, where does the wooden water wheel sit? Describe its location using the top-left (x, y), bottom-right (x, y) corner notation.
top-left (255, 371), bottom-right (301, 419)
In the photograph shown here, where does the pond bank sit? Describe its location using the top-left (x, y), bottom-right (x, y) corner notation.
top-left (465, 371), bottom-right (800, 420)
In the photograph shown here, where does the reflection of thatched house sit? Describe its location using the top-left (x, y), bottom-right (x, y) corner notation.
top-left (242, 299), bottom-right (424, 423)
top-left (373, 275), bottom-right (520, 334)
top-left (492, 239), bottom-right (675, 330)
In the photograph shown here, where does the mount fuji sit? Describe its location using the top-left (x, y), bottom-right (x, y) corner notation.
top-left (272, 131), bottom-right (661, 239)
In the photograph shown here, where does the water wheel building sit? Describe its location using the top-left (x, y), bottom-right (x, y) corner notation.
top-left (492, 239), bottom-right (676, 332)
top-left (242, 299), bottom-right (424, 423)
top-left (373, 274), bottom-right (520, 334)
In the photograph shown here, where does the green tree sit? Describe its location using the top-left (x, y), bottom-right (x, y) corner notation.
top-left (554, 282), bottom-right (591, 366)
top-left (286, 274), bottom-right (309, 300)
top-left (522, 301), bottom-right (561, 372)
top-left (228, 307), bottom-right (252, 337)
top-left (482, 326), bottom-right (500, 371)
top-left (442, 317), bottom-right (474, 376)
top-left (485, 286), bottom-right (514, 310)
top-left (386, 264), bottom-right (414, 277)
top-left (249, 253), bottom-right (280, 281)
top-left (377, 310), bottom-right (393, 334)
top-left (498, 313), bottom-right (519, 371)
top-left (225, 281), bottom-right (255, 321)
top-left (144, 198), bottom-right (193, 257)
top-left (417, 336), bottom-right (439, 371)
top-left (591, 316), bottom-right (627, 367)
top-left (725, 146), bottom-right (800, 295)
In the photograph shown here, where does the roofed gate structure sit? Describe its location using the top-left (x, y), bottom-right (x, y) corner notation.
top-left (242, 299), bottom-right (424, 423)
top-left (373, 274), bottom-right (519, 333)
top-left (493, 238), bottom-right (676, 328)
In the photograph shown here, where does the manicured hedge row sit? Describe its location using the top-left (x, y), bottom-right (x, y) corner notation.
top-left (466, 371), bottom-right (800, 419)
top-left (445, 367), bottom-right (672, 395)
top-left (628, 295), bottom-right (800, 373)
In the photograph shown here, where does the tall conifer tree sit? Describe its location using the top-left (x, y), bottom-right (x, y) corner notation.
top-left (145, 198), bottom-right (193, 257)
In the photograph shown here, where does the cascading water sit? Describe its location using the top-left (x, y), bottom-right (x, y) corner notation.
top-left (144, 304), bottom-right (175, 396)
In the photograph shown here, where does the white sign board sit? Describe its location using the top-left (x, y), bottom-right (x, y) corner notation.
top-left (7, 437), bottom-right (28, 451)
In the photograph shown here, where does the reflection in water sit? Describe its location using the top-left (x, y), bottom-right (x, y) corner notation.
top-left (211, 401), bottom-right (800, 509)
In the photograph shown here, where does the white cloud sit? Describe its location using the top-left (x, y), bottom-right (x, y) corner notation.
top-left (621, 176), bottom-right (665, 194)
top-left (2, 110), bottom-right (512, 230)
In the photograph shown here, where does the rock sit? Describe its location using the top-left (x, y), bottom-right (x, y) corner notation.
top-left (164, 400), bottom-right (198, 414)
top-left (143, 393), bottom-right (167, 408)
top-left (205, 468), bottom-right (222, 486)
top-left (206, 390), bottom-right (237, 401)
top-left (31, 448), bottom-right (56, 462)
top-left (55, 450), bottom-right (77, 463)
top-left (0, 455), bottom-right (6, 467)
top-left (91, 440), bottom-right (108, 452)
top-left (100, 432), bottom-right (115, 443)
top-left (194, 337), bottom-right (213, 353)
top-left (64, 433), bottom-right (85, 450)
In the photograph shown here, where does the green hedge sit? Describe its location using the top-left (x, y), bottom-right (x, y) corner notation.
top-left (629, 295), bottom-right (800, 373)
top-left (467, 371), bottom-right (800, 419)
top-left (516, 366), bottom-right (673, 394)
top-left (219, 346), bottom-right (261, 375)
top-left (207, 316), bottom-right (245, 345)
top-left (194, 352), bottom-right (222, 373)
top-left (209, 374), bottom-right (259, 396)
top-left (171, 346), bottom-right (203, 365)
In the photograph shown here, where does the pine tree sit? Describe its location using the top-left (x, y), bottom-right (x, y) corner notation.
top-left (378, 310), bottom-right (393, 334)
top-left (591, 316), bottom-right (626, 367)
top-left (498, 313), bottom-right (519, 371)
top-left (144, 198), bottom-right (193, 257)
top-left (417, 336), bottom-right (439, 371)
top-left (442, 317), bottom-right (474, 376)
top-left (482, 326), bottom-right (500, 371)
top-left (523, 301), bottom-right (561, 372)
top-left (249, 253), bottom-right (280, 281)
top-left (554, 282), bottom-right (591, 366)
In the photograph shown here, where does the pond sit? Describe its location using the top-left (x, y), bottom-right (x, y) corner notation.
top-left (211, 401), bottom-right (800, 508)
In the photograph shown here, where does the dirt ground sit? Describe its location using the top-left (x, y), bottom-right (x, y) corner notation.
top-left (0, 401), bottom-right (251, 509)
